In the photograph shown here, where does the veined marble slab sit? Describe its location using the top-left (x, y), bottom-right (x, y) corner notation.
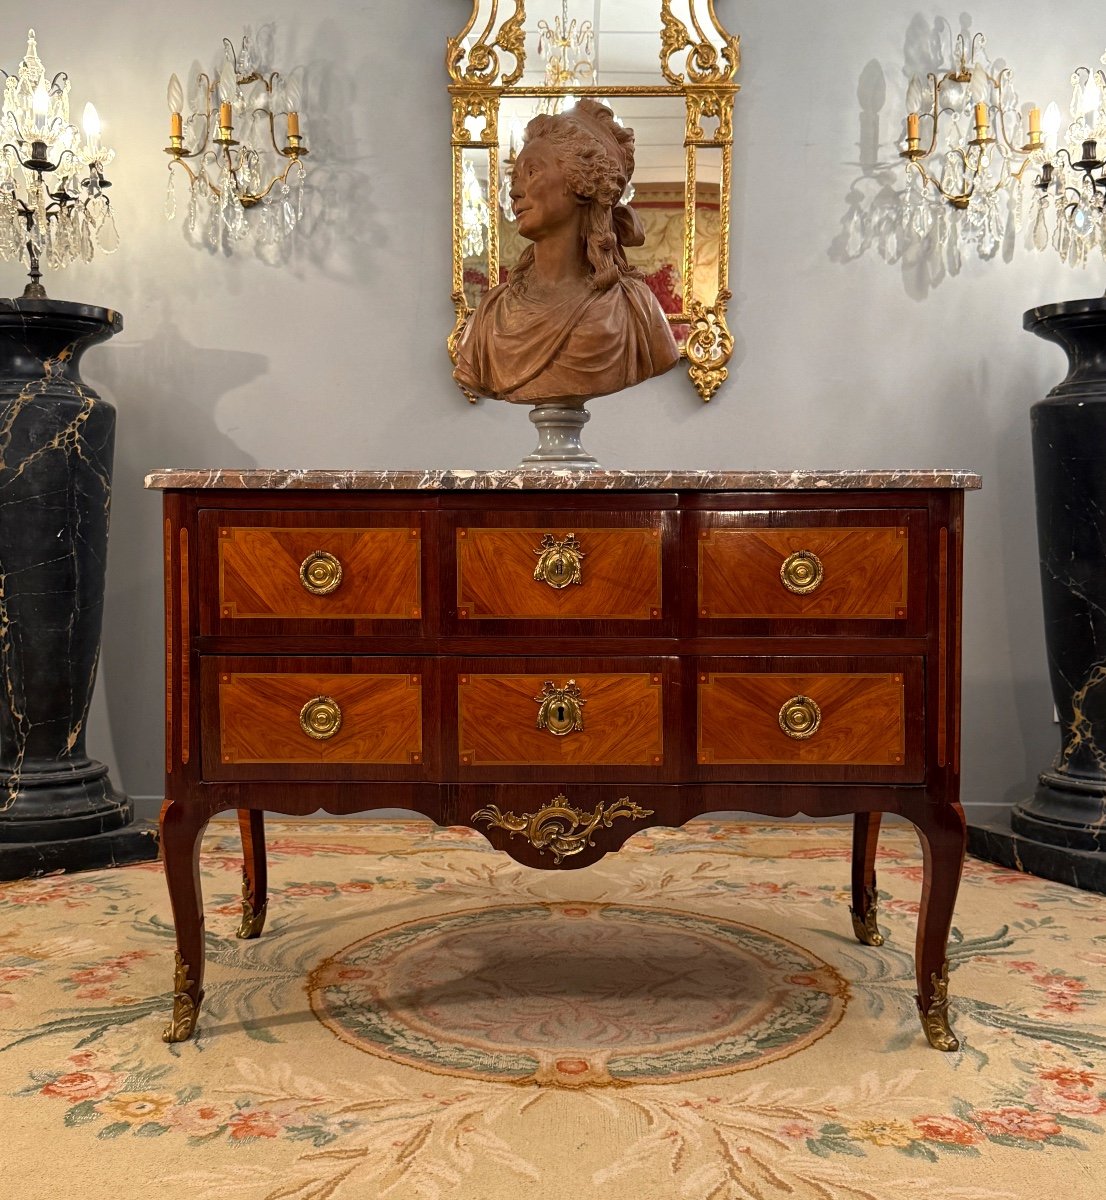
top-left (145, 468), bottom-right (982, 491)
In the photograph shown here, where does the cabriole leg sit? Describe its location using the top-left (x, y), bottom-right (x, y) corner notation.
top-left (236, 808), bottom-right (268, 939)
top-left (850, 811), bottom-right (884, 946)
top-left (160, 800), bottom-right (210, 1042)
top-left (909, 802), bottom-right (967, 1051)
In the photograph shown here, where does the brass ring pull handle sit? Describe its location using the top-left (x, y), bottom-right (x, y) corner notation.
top-left (533, 533), bottom-right (584, 589)
top-left (300, 696), bottom-right (343, 740)
top-left (779, 695), bottom-right (821, 740)
top-left (780, 550), bottom-right (824, 594)
top-left (534, 679), bottom-right (586, 736)
top-left (299, 550), bottom-right (343, 595)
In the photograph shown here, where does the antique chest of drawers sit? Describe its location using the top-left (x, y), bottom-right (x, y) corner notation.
top-left (146, 467), bottom-right (979, 1051)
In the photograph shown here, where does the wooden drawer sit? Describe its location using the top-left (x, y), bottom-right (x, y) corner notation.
top-left (198, 511), bottom-right (424, 636)
top-left (694, 509), bottom-right (926, 635)
top-left (447, 509), bottom-right (673, 631)
top-left (201, 657), bottom-right (432, 781)
top-left (451, 659), bottom-right (676, 781)
top-left (696, 657), bottom-right (924, 783)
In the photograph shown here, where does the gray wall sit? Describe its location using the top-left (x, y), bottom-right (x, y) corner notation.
top-left (4, 2), bottom-right (1091, 812)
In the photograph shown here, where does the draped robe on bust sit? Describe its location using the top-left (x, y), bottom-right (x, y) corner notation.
top-left (453, 274), bottom-right (679, 404)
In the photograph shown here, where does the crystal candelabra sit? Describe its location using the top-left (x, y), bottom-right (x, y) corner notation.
top-left (498, 122), bottom-right (524, 223)
top-left (498, 1), bottom-right (598, 220)
top-left (898, 31), bottom-right (1036, 262)
top-left (537, 0), bottom-right (595, 90)
top-left (164, 33), bottom-right (308, 252)
top-left (1025, 53), bottom-right (1106, 269)
top-left (460, 157), bottom-right (489, 257)
top-left (0, 29), bottom-right (117, 298)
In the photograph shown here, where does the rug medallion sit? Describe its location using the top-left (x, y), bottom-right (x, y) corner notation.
top-left (307, 901), bottom-right (849, 1085)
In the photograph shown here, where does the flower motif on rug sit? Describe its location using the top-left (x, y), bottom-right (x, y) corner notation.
top-left (3, 820), bottom-right (1106, 1200)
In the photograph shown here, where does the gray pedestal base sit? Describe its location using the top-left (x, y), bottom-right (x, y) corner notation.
top-left (519, 402), bottom-right (600, 470)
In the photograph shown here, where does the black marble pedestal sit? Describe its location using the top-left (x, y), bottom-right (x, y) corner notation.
top-left (967, 805), bottom-right (1106, 895)
top-left (971, 297), bottom-right (1106, 894)
top-left (0, 297), bottom-right (159, 880)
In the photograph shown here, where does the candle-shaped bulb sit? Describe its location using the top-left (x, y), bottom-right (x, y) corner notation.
top-left (969, 65), bottom-right (989, 104)
top-left (32, 80), bottom-right (49, 132)
top-left (906, 74), bottom-right (924, 115)
top-left (218, 56), bottom-right (236, 104)
top-left (82, 102), bottom-right (101, 152)
top-left (285, 72), bottom-right (302, 114)
top-left (167, 73), bottom-right (183, 115)
top-left (1042, 101), bottom-right (1062, 155)
top-left (1084, 79), bottom-right (1101, 119)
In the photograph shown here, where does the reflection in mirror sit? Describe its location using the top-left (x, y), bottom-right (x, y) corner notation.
top-left (692, 146), bottom-right (723, 307)
top-left (448, 1), bottom-right (740, 402)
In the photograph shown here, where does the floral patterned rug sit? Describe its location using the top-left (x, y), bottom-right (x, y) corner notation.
top-left (2, 818), bottom-right (1105, 1199)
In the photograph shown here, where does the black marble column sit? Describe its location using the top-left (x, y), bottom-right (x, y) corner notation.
top-left (0, 298), bottom-right (157, 879)
top-left (968, 297), bottom-right (1106, 894)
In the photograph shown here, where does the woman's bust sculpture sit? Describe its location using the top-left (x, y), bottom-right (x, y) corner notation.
top-left (453, 99), bottom-right (679, 406)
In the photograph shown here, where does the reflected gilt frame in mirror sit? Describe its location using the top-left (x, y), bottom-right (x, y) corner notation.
top-left (446, 1), bottom-right (739, 403)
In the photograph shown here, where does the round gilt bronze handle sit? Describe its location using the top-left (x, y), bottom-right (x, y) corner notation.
top-left (780, 550), bottom-right (824, 594)
top-left (300, 550), bottom-right (343, 595)
top-left (300, 696), bottom-right (343, 740)
top-left (533, 533), bottom-right (584, 589)
top-left (779, 695), bottom-right (821, 740)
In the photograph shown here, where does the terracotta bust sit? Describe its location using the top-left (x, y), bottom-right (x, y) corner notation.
top-left (453, 99), bottom-right (679, 405)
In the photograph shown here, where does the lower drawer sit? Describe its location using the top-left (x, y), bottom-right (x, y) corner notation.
top-left (201, 657), bottom-right (433, 782)
top-left (449, 658), bottom-right (676, 782)
top-left (695, 657), bottom-right (924, 783)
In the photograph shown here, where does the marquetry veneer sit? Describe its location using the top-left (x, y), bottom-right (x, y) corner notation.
top-left (148, 470), bottom-right (978, 1054)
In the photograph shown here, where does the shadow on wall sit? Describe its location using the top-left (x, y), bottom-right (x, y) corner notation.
top-left (955, 348), bottom-right (1055, 808)
top-left (83, 306), bottom-right (266, 800)
top-left (290, 18), bottom-right (389, 284)
top-left (829, 13), bottom-right (1019, 300)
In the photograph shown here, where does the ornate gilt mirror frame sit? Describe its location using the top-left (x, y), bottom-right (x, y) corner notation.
top-left (446, 1), bottom-right (739, 402)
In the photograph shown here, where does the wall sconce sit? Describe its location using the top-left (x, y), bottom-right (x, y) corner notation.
top-left (164, 33), bottom-right (308, 252)
top-left (0, 29), bottom-right (117, 297)
top-left (1026, 52), bottom-right (1106, 267)
top-left (898, 30), bottom-right (1034, 261)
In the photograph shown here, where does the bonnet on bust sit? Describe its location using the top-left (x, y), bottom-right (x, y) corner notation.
top-left (509, 98), bottom-right (647, 293)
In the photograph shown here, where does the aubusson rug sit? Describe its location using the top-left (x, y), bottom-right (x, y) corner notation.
top-left (2, 818), bottom-right (1105, 1200)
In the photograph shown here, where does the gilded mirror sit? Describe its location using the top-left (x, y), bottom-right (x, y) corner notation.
top-left (446, 1), bottom-right (739, 403)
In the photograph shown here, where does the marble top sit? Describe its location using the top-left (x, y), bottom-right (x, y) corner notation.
top-left (144, 468), bottom-right (981, 492)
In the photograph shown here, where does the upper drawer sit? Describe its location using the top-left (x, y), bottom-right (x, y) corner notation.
top-left (448, 510), bottom-right (674, 631)
top-left (694, 508), bottom-right (927, 636)
top-left (198, 510), bottom-right (425, 636)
